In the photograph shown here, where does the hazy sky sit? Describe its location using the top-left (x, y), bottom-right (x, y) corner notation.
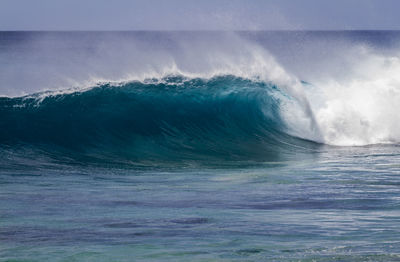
top-left (1, 0), bottom-right (399, 30)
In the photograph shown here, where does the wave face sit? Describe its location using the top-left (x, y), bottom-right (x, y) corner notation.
top-left (0, 75), bottom-right (318, 165)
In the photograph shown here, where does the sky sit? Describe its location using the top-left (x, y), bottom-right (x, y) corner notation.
top-left (0, 0), bottom-right (399, 30)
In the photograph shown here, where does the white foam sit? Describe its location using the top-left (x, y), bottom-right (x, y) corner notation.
top-left (307, 46), bottom-right (400, 146)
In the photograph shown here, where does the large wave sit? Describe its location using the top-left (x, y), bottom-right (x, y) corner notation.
top-left (1, 31), bottom-right (400, 160)
top-left (0, 75), bottom-right (321, 165)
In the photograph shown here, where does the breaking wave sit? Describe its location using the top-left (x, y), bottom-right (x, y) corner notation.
top-left (1, 31), bottom-right (400, 167)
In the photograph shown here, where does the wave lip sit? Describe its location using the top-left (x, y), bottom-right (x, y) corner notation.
top-left (0, 75), bottom-right (320, 165)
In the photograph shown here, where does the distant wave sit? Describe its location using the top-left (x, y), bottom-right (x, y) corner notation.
top-left (0, 75), bottom-right (320, 165)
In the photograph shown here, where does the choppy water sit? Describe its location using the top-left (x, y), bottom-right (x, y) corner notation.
top-left (2, 145), bottom-right (400, 261)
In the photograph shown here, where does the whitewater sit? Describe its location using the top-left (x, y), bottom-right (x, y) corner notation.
top-left (1, 31), bottom-right (400, 261)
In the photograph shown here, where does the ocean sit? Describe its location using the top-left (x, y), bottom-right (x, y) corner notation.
top-left (1, 31), bottom-right (400, 261)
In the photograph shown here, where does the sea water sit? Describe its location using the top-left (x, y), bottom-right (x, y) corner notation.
top-left (1, 31), bottom-right (400, 261)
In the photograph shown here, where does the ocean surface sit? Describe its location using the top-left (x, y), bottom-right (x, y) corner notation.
top-left (1, 31), bottom-right (400, 261)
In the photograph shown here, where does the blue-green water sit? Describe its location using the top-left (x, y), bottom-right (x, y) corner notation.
top-left (1, 31), bottom-right (400, 261)
top-left (2, 145), bottom-right (400, 261)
